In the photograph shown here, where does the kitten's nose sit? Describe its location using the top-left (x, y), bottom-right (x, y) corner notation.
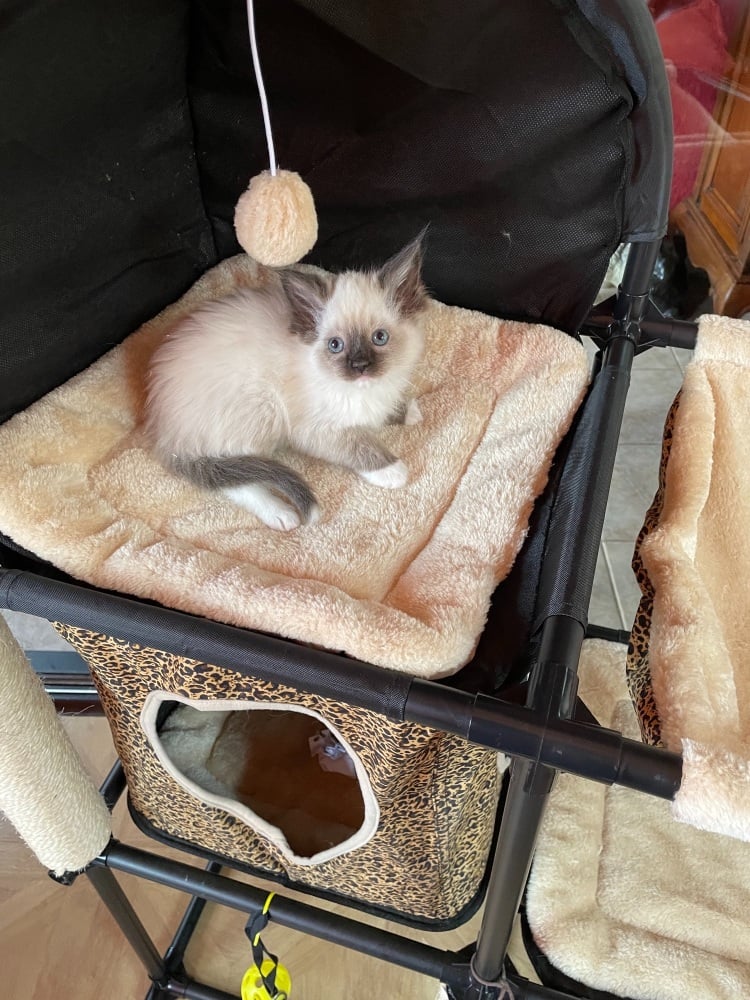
top-left (349, 356), bottom-right (371, 374)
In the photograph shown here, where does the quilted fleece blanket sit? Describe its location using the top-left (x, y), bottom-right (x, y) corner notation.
top-left (0, 255), bottom-right (588, 678)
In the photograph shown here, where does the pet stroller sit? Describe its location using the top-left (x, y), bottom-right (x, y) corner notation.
top-left (3, 0), bottom-right (744, 998)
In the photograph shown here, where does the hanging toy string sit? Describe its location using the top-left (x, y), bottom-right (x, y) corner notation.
top-left (233, 0), bottom-right (318, 267)
top-left (245, 0), bottom-right (277, 176)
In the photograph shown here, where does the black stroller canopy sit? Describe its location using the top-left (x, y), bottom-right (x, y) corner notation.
top-left (295, 0), bottom-right (671, 237)
top-left (192, 0), bottom-right (670, 320)
top-left (1, 0), bottom-right (669, 420)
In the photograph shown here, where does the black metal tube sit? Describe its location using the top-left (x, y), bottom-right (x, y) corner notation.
top-left (506, 972), bottom-right (589, 999)
top-left (401, 680), bottom-right (475, 734)
top-left (472, 759), bottom-right (554, 983)
top-left (96, 842), bottom-right (458, 982)
top-left (466, 696), bottom-right (682, 797)
top-left (0, 568), bottom-right (414, 722)
top-left (470, 610), bottom-right (585, 986)
top-left (163, 861), bottom-right (223, 973)
top-left (535, 616), bottom-right (585, 671)
top-left (644, 319), bottom-right (697, 351)
top-left (86, 865), bottom-right (166, 983)
top-left (41, 673), bottom-right (103, 715)
top-left (620, 240), bottom-right (662, 299)
top-left (144, 968), bottom-right (248, 999)
top-left (1, 568), bottom-right (683, 799)
top-left (169, 980), bottom-right (240, 1000)
top-left (99, 760), bottom-right (127, 811)
top-left (612, 736), bottom-right (683, 800)
top-left (584, 312), bottom-right (698, 351)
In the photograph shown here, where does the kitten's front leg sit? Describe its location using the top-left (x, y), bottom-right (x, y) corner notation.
top-left (404, 398), bottom-right (423, 425)
top-left (296, 427), bottom-right (408, 489)
top-left (360, 458), bottom-right (408, 489)
top-left (388, 397), bottom-right (423, 427)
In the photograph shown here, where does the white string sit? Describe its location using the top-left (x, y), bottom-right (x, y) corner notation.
top-left (246, 0), bottom-right (277, 176)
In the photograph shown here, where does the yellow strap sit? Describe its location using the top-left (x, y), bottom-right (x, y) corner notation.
top-left (253, 892), bottom-right (276, 946)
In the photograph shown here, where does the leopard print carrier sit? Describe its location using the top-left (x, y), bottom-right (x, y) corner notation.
top-left (53, 625), bottom-right (500, 927)
top-left (627, 392), bottom-right (680, 747)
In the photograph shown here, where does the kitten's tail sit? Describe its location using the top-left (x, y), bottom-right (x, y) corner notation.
top-left (173, 455), bottom-right (318, 522)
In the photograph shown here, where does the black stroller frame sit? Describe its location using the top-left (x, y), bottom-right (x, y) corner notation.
top-left (0, 0), bottom-right (707, 997)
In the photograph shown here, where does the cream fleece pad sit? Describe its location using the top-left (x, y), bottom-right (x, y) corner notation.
top-left (526, 639), bottom-right (750, 1000)
top-left (639, 315), bottom-right (750, 837)
top-left (0, 255), bottom-right (588, 678)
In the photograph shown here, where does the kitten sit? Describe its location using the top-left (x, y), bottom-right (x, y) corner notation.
top-left (145, 235), bottom-right (427, 531)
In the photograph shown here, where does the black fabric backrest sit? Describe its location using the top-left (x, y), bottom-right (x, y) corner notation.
top-left (191, 0), bottom-right (636, 329)
top-left (1, 0), bottom-right (217, 423)
top-left (575, 0), bottom-right (672, 241)
top-left (1, 0), bottom-right (671, 423)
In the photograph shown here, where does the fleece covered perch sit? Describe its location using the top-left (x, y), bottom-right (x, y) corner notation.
top-left (0, 255), bottom-right (589, 679)
top-left (0, 614), bottom-right (111, 875)
top-left (526, 639), bottom-right (750, 1000)
top-left (637, 315), bottom-right (750, 840)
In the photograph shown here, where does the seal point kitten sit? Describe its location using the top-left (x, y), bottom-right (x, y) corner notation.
top-left (145, 234), bottom-right (428, 531)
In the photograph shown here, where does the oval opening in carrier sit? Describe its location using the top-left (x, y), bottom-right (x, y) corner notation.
top-left (142, 694), bottom-right (378, 866)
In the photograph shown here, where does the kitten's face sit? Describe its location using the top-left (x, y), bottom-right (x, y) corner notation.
top-left (280, 234), bottom-right (428, 387)
top-left (315, 273), bottom-right (421, 384)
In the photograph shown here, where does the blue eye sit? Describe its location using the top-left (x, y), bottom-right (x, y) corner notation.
top-left (372, 329), bottom-right (389, 346)
top-left (327, 337), bottom-right (344, 354)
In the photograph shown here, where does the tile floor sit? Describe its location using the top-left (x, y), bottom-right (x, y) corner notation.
top-left (591, 342), bottom-right (691, 630)
top-left (2, 339), bottom-right (692, 652)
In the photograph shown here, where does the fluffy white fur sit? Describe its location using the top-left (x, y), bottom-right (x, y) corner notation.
top-left (223, 483), bottom-right (320, 532)
top-left (147, 278), bottom-right (422, 457)
top-left (146, 245), bottom-right (426, 529)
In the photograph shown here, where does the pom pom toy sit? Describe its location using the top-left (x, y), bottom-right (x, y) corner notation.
top-left (234, 169), bottom-right (318, 268)
top-left (235, 0), bottom-right (318, 268)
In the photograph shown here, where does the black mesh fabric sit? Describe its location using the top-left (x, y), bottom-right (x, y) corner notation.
top-left (0, 0), bottom-right (216, 423)
top-left (574, 0), bottom-right (672, 239)
top-left (189, 0), bottom-right (634, 331)
top-left (1, 0), bottom-right (663, 423)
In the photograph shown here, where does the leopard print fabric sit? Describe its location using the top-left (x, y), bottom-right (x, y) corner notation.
top-left (626, 393), bottom-right (680, 747)
top-left (54, 625), bottom-right (499, 925)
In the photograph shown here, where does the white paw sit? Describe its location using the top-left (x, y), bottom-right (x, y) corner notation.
top-left (360, 460), bottom-right (408, 489)
top-left (223, 484), bottom-right (301, 531)
top-left (307, 503), bottom-right (321, 526)
top-left (404, 398), bottom-right (423, 425)
top-left (263, 506), bottom-right (302, 532)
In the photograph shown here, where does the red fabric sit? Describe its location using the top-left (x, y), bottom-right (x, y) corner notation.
top-left (649, 0), bottom-right (733, 207)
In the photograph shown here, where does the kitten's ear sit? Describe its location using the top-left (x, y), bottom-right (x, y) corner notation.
top-left (378, 230), bottom-right (428, 316)
top-left (280, 268), bottom-right (333, 339)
